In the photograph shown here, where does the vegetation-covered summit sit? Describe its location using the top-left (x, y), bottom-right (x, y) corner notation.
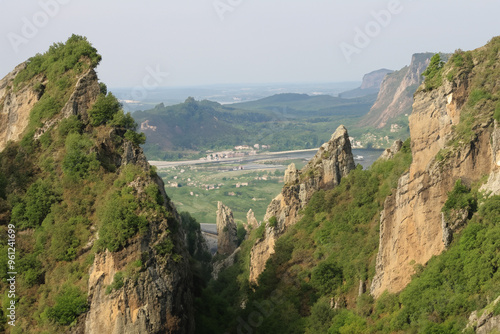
top-left (0, 36), bottom-right (191, 333)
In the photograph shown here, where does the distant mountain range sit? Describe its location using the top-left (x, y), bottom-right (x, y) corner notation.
top-left (132, 53), bottom-right (443, 160)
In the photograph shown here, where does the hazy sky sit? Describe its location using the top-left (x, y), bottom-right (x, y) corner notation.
top-left (1, 0), bottom-right (499, 88)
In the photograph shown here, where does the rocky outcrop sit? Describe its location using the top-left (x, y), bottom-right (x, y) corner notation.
top-left (0, 62), bottom-right (38, 151)
top-left (34, 68), bottom-right (100, 140)
top-left (371, 48), bottom-right (499, 297)
top-left (212, 248), bottom-right (240, 280)
top-left (378, 139), bottom-right (403, 161)
top-left (83, 157), bottom-right (195, 334)
top-left (0, 64), bottom-right (100, 152)
top-left (340, 69), bottom-right (393, 99)
top-left (361, 53), bottom-right (434, 129)
top-left (216, 202), bottom-right (238, 255)
top-left (0, 40), bottom-right (196, 334)
top-left (248, 125), bottom-right (355, 283)
top-left (361, 69), bottom-right (394, 90)
top-left (465, 296), bottom-right (500, 334)
top-left (246, 209), bottom-right (259, 230)
top-left (480, 120), bottom-right (500, 197)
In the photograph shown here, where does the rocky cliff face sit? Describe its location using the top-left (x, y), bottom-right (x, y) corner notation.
top-left (0, 39), bottom-right (195, 333)
top-left (82, 152), bottom-right (195, 334)
top-left (378, 139), bottom-right (403, 161)
top-left (216, 201), bottom-right (238, 255)
top-left (249, 125), bottom-right (355, 283)
top-left (0, 63), bottom-right (37, 151)
top-left (361, 53), bottom-right (434, 129)
top-left (371, 44), bottom-right (500, 297)
top-left (340, 69), bottom-right (393, 99)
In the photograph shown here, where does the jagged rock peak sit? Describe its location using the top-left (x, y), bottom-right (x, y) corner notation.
top-left (284, 163), bottom-right (299, 185)
top-left (216, 202), bottom-right (238, 255)
top-left (248, 125), bottom-right (355, 283)
top-left (378, 139), bottom-right (403, 161)
top-left (302, 124), bottom-right (355, 189)
top-left (246, 209), bottom-right (259, 229)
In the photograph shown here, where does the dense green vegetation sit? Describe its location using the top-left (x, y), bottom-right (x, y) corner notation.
top-left (195, 132), bottom-right (500, 333)
top-left (195, 138), bottom-right (413, 333)
top-left (421, 53), bottom-right (445, 91)
top-left (0, 36), bottom-right (183, 333)
top-left (441, 37), bottom-right (500, 151)
top-left (133, 94), bottom-right (380, 160)
top-left (442, 179), bottom-right (477, 221)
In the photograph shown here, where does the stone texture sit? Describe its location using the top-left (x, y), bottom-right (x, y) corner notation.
top-left (361, 53), bottom-right (434, 129)
top-left (480, 120), bottom-right (500, 197)
top-left (34, 69), bottom-right (100, 140)
top-left (371, 60), bottom-right (498, 297)
top-left (82, 160), bottom-right (195, 334)
top-left (246, 209), bottom-right (259, 230)
top-left (378, 139), bottom-right (403, 161)
top-left (0, 62), bottom-right (38, 151)
top-left (212, 248), bottom-right (240, 280)
top-left (248, 125), bottom-right (355, 283)
top-left (465, 296), bottom-right (500, 334)
top-left (216, 202), bottom-right (238, 256)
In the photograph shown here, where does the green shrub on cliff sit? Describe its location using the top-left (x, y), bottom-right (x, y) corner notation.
top-left (442, 179), bottom-right (477, 219)
top-left (88, 93), bottom-right (121, 126)
top-left (98, 189), bottom-right (148, 252)
top-left (422, 53), bottom-right (445, 91)
top-left (46, 286), bottom-right (88, 325)
top-left (13, 34), bottom-right (101, 88)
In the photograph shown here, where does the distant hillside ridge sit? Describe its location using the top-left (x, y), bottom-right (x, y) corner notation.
top-left (360, 53), bottom-right (435, 128)
top-left (133, 93), bottom-right (376, 160)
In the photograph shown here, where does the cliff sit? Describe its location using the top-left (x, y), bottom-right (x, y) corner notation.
top-left (0, 62), bottom-right (35, 151)
top-left (248, 125), bottom-right (356, 283)
top-left (371, 40), bottom-right (500, 297)
top-left (339, 68), bottom-right (393, 99)
top-left (216, 201), bottom-right (238, 255)
top-left (0, 36), bottom-right (195, 333)
top-left (361, 53), bottom-right (434, 129)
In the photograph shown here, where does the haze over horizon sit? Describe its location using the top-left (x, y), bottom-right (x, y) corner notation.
top-left (1, 0), bottom-right (499, 88)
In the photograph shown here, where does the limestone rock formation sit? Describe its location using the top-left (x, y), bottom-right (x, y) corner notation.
top-left (246, 209), bottom-right (259, 230)
top-left (248, 125), bottom-right (355, 283)
top-left (0, 49), bottom-right (196, 333)
top-left (361, 53), bottom-right (434, 129)
top-left (465, 296), bottom-right (500, 334)
top-left (0, 62), bottom-right (37, 151)
top-left (378, 139), bottom-right (403, 161)
top-left (34, 68), bottom-right (100, 140)
top-left (216, 202), bottom-right (238, 255)
top-left (480, 120), bottom-right (500, 197)
top-left (340, 69), bottom-right (393, 99)
top-left (212, 248), bottom-right (240, 280)
top-left (371, 48), bottom-right (500, 297)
